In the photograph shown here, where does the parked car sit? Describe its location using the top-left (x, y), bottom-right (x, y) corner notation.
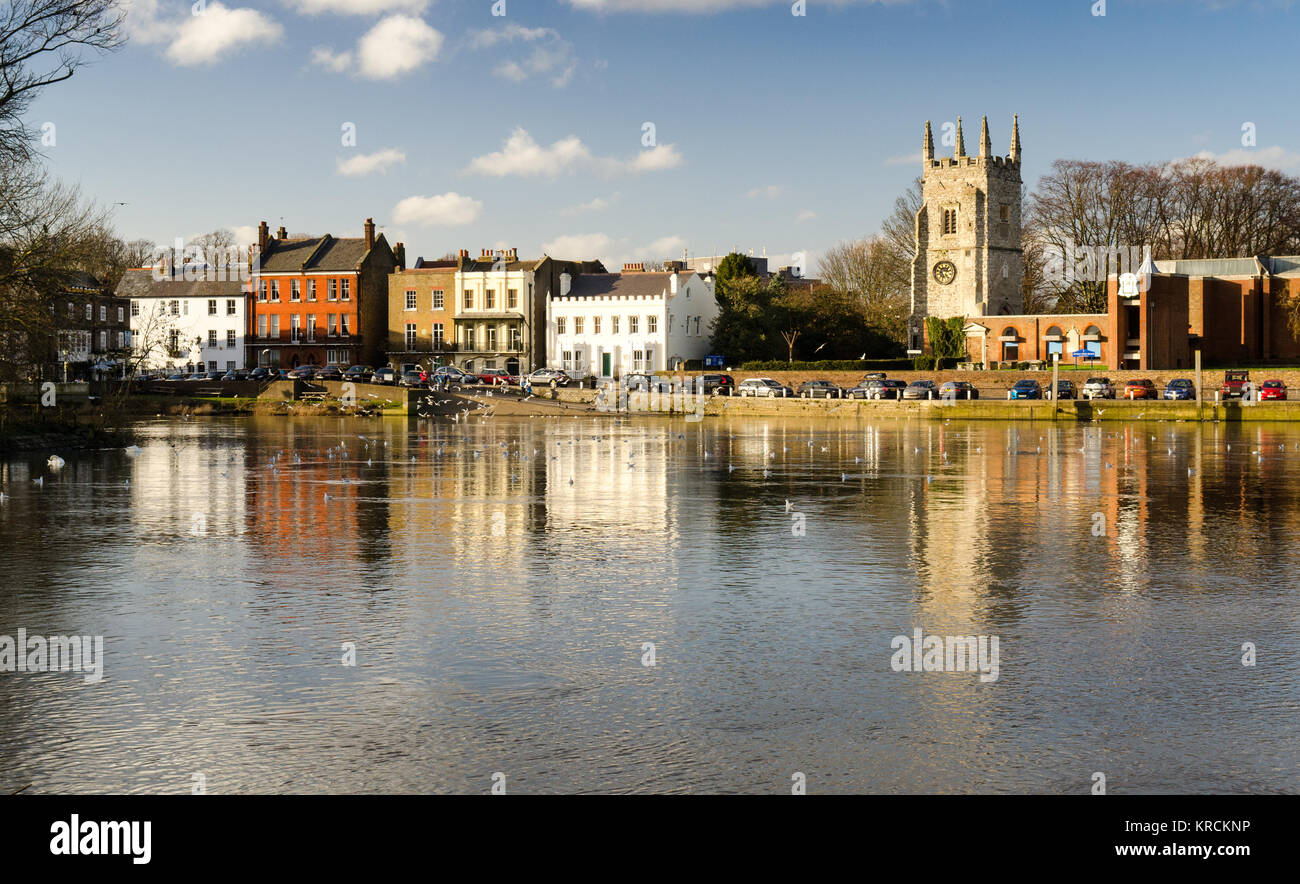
top-left (1081, 377), bottom-right (1114, 400)
top-left (938, 380), bottom-right (979, 400)
top-left (736, 377), bottom-right (793, 398)
top-left (479, 369), bottom-right (518, 386)
top-left (248, 367), bottom-right (274, 382)
top-left (1123, 379), bottom-right (1158, 400)
top-left (1259, 379), bottom-right (1287, 401)
top-left (699, 373), bottom-right (735, 395)
top-left (624, 373), bottom-right (672, 392)
top-left (902, 379), bottom-right (940, 400)
top-left (373, 367), bottom-right (398, 385)
top-left (847, 378), bottom-right (907, 400)
top-left (220, 369), bottom-right (250, 381)
top-left (1007, 379), bottom-right (1043, 400)
top-left (342, 365), bottom-right (374, 383)
top-left (860, 372), bottom-right (888, 383)
top-left (314, 365), bottom-right (344, 382)
top-left (287, 365), bottom-right (318, 380)
top-left (1163, 378), bottom-right (1196, 400)
top-left (398, 370), bottom-right (427, 387)
top-left (166, 373), bottom-right (187, 381)
top-left (1221, 369), bottom-right (1251, 399)
top-left (797, 379), bottom-right (843, 399)
top-left (527, 368), bottom-right (572, 388)
top-left (1049, 379), bottom-right (1077, 400)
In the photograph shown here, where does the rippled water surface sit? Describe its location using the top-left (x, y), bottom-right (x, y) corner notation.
top-left (1, 414), bottom-right (1297, 794)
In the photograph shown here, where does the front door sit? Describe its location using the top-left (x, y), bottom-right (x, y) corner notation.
top-left (602, 352), bottom-right (612, 376)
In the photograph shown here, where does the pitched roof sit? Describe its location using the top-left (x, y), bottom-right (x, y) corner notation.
top-left (566, 272), bottom-right (683, 299)
top-left (459, 258), bottom-right (541, 273)
top-left (115, 267), bottom-right (245, 299)
top-left (257, 235), bottom-right (374, 273)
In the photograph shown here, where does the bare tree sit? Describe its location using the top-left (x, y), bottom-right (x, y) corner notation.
top-left (817, 236), bottom-right (909, 343)
top-left (0, 0), bottom-right (124, 163)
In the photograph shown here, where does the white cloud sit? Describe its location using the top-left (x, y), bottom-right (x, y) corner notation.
top-left (560, 194), bottom-right (619, 216)
top-left (795, 209), bottom-right (817, 223)
top-left (466, 129), bottom-right (682, 179)
top-left (469, 24), bottom-right (557, 50)
top-left (125, 1), bottom-right (282, 65)
top-left (471, 24), bottom-right (577, 88)
top-left (393, 193), bottom-right (483, 227)
top-left (310, 46), bottom-right (353, 72)
top-left (746, 185), bottom-right (783, 199)
top-left (337, 148), bottom-right (407, 177)
top-left (330, 15), bottom-right (443, 80)
top-left (1193, 146), bottom-right (1300, 171)
top-left (565, 0), bottom-right (885, 11)
top-left (543, 233), bottom-right (617, 261)
top-left (286, 0), bottom-right (429, 13)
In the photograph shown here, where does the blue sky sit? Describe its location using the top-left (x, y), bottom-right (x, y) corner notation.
top-left (28, 0), bottom-right (1300, 272)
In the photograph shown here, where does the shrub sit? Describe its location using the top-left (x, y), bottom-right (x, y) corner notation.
top-left (739, 358), bottom-right (914, 372)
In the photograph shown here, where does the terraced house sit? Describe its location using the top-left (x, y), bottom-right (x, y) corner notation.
top-left (453, 249), bottom-right (604, 376)
top-left (387, 257), bottom-right (457, 369)
top-left (118, 267), bottom-right (248, 373)
top-left (248, 219), bottom-right (399, 370)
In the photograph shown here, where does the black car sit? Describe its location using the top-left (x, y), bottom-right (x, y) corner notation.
top-left (343, 365), bottom-right (374, 383)
top-left (314, 366), bottom-right (344, 382)
top-left (797, 379), bottom-right (843, 399)
top-left (847, 379), bottom-right (907, 400)
top-left (249, 367), bottom-right (274, 382)
top-left (699, 373), bottom-right (735, 395)
top-left (1050, 379), bottom-right (1077, 400)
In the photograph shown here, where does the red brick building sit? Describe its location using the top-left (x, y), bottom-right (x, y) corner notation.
top-left (952, 255), bottom-right (1300, 370)
top-left (247, 219), bottom-right (400, 369)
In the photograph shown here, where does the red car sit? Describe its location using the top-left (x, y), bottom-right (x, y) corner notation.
top-left (1123, 379), bottom-right (1157, 400)
top-left (478, 370), bottom-right (518, 386)
top-left (1259, 379), bottom-right (1287, 401)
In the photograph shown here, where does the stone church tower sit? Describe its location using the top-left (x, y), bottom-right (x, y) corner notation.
top-left (908, 115), bottom-right (1023, 353)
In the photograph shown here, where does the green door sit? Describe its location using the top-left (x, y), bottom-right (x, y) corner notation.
top-left (602, 352), bottom-right (612, 376)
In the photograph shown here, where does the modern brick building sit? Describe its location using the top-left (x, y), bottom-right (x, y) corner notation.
top-left (247, 219), bottom-right (399, 370)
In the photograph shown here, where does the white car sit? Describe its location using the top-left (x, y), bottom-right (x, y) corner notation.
top-left (736, 377), bottom-right (793, 398)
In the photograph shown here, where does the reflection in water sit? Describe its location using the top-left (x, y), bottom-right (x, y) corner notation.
top-left (0, 415), bottom-right (1296, 794)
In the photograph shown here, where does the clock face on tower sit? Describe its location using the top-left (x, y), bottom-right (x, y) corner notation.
top-left (933, 261), bottom-right (957, 285)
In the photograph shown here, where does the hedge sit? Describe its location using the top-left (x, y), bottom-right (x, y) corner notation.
top-left (738, 358), bottom-right (914, 372)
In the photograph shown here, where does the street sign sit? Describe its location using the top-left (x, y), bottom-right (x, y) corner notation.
top-left (704, 355), bottom-right (724, 368)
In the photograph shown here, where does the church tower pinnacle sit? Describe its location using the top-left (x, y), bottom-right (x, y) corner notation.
top-left (1009, 113), bottom-right (1021, 163)
top-left (954, 116), bottom-right (965, 158)
top-left (923, 120), bottom-right (934, 162)
top-left (979, 115), bottom-right (991, 158)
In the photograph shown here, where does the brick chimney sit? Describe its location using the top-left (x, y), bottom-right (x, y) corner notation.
top-left (364, 218), bottom-right (375, 250)
top-left (622, 262), bottom-right (645, 273)
top-left (276, 225), bottom-right (287, 240)
top-left (504, 247), bottom-right (518, 262)
top-left (393, 241), bottom-right (406, 271)
top-left (258, 221), bottom-right (269, 252)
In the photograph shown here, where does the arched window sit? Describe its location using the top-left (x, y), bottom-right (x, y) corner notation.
top-left (1083, 325), bottom-right (1103, 359)
top-left (1001, 327), bottom-right (1019, 362)
top-left (1045, 325), bottom-right (1064, 359)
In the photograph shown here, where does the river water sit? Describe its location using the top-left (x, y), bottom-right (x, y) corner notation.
top-left (0, 414), bottom-right (1296, 794)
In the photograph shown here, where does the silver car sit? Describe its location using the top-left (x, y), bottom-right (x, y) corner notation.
top-left (736, 377), bottom-right (793, 398)
top-left (1081, 377), bottom-right (1114, 400)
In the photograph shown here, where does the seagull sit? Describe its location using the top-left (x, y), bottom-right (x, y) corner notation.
top-left (841, 472), bottom-right (849, 482)
top-left (46, 455), bottom-right (65, 471)
top-left (785, 499), bottom-right (794, 512)
top-left (0, 492), bottom-right (8, 503)
top-left (32, 477), bottom-right (42, 487)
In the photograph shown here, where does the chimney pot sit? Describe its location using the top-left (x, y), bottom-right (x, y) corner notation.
top-left (364, 217), bottom-right (375, 250)
top-left (258, 221), bottom-right (269, 252)
top-left (276, 225), bottom-right (287, 240)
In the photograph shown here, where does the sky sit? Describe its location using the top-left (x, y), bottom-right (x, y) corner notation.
top-left (27, 0), bottom-right (1300, 273)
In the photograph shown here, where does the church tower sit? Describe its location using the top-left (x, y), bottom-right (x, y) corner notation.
top-left (908, 114), bottom-right (1023, 353)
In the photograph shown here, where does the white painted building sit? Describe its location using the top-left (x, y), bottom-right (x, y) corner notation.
top-left (117, 268), bottom-right (250, 372)
top-left (546, 267), bottom-right (717, 377)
